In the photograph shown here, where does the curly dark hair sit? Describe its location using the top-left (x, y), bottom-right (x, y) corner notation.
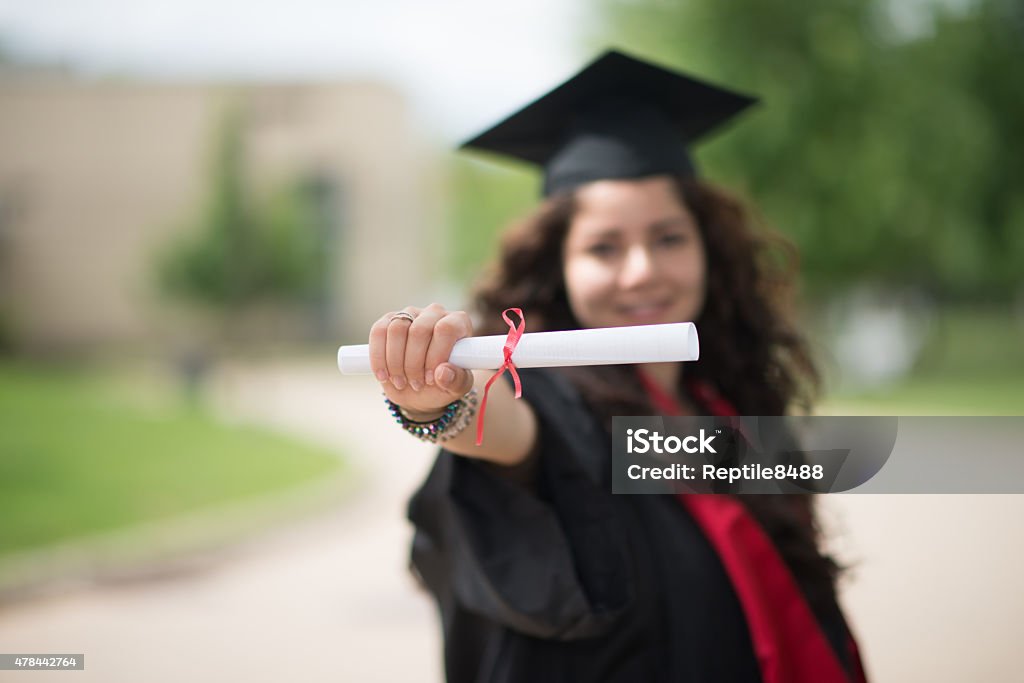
top-left (470, 175), bottom-right (844, 625)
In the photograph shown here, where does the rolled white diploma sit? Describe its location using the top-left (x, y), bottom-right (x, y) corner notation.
top-left (337, 322), bottom-right (699, 375)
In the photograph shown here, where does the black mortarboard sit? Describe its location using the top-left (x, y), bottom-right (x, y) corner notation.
top-left (460, 49), bottom-right (758, 197)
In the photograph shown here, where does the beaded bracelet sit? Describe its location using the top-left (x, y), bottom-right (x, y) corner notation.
top-left (385, 388), bottom-right (479, 444)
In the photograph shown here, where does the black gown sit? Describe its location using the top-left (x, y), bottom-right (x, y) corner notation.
top-left (408, 368), bottom-right (853, 683)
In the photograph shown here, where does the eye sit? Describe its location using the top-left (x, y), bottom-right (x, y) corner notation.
top-left (656, 232), bottom-right (688, 247)
top-left (586, 243), bottom-right (619, 258)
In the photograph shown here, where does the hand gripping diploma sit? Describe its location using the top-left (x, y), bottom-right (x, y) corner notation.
top-left (364, 304), bottom-right (538, 467)
top-left (351, 304), bottom-right (699, 467)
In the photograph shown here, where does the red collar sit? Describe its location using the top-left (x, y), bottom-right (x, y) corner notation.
top-left (636, 368), bottom-right (737, 418)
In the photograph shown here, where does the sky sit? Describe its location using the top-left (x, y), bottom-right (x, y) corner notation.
top-left (0, 0), bottom-right (592, 141)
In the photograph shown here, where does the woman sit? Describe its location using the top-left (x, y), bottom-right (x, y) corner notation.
top-left (368, 50), bottom-right (868, 682)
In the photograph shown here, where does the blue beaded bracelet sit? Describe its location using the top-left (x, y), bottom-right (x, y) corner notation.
top-left (385, 388), bottom-right (478, 444)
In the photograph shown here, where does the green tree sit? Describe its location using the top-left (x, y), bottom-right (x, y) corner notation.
top-left (158, 103), bottom-right (325, 315)
top-left (587, 0), bottom-right (1024, 301)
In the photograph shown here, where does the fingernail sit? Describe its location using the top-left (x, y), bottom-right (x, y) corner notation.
top-left (375, 370), bottom-right (388, 383)
top-left (439, 366), bottom-right (455, 386)
top-left (424, 371), bottom-right (435, 386)
top-left (409, 379), bottom-right (422, 391)
top-left (391, 376), bottom-right (406, 390)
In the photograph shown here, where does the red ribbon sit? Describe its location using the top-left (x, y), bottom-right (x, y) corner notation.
top-left (475, 308), bottom-right (525, 446)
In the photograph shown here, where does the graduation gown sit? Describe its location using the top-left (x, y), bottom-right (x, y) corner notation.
top-left (408, 368), bottom-right (857, 683)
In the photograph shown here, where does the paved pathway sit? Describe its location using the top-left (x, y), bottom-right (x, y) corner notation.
top-left (1, 359), bottom-right (1022, 682)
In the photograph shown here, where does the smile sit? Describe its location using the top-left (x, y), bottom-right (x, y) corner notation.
top-left (617, 301), bottom-right (673, 320)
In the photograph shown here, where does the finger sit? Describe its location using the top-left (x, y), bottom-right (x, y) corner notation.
top-left (385, 306), bottom-right (420, 390)
top-left (426, 311), bottom-right (474, 394)
top-left (434, 362), bottom-right (474, 396)
top-left (403, 304), bottom-right (446, 391)
top-left (424, 311), bottom-right (472, 375)
top-left (368, 313), bottom-right (394, 383)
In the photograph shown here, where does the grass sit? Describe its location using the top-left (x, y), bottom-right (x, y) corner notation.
top-left (0, 362), bottom-right (343, 557)
top-left (824, 375), bottom-right (1024, 415)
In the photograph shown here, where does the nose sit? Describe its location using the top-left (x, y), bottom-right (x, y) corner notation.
top-left (619, 244), bottom-right (657, 289)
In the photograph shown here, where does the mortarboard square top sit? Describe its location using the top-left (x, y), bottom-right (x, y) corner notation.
top-left (460, 49), bottom-right (759, 197)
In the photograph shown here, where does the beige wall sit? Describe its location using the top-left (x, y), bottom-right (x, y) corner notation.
top-left (0, 74), bottom-right (433, 351)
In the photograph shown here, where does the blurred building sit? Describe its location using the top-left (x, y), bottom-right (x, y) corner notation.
top-left (0, 66), bottom-right (435, 352)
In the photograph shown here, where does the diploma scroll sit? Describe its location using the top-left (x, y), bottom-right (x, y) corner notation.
top-left (337, 322), bottom-right (699, 375)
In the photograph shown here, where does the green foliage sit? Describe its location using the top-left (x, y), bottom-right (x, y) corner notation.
top-left (158, 104), bottom-right (325, 310)
top-left (588, 0), bottom-right (1024, 301)
top-left (0, 363), bottom-right (341, 555)
top-left (821, 305), bottom-right (1024, 413)
top-left (910, 305), bottom-right (1024, 380)
top-left (447, 155), bottom-right (539, 282)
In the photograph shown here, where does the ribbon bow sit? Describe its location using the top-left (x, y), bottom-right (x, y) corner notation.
top-left (475, 308), bottom-right (525, 446)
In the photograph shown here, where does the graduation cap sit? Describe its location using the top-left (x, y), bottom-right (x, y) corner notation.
top-left (460, 49), bottom-right (758, 197)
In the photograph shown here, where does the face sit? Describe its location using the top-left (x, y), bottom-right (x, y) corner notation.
top-left (562, 175), bottom-right (706, 329)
